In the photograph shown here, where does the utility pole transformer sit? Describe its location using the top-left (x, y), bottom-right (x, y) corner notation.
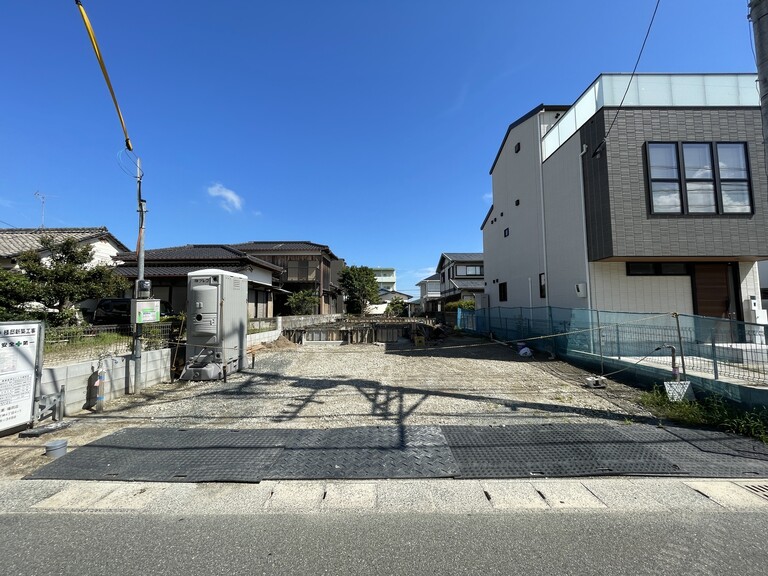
top-left (750, 0), bottom-right (768, 176)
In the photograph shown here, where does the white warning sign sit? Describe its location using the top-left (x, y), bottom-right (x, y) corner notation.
top-left (0, 322), bottom-right (43, 433)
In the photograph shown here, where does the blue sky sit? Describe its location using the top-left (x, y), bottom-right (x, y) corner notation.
top-left (0, 1), bottom-right (757, 296)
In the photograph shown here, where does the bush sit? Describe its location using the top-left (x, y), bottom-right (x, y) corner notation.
top-left (286, 290), bottom-right (319, 315)
top-left (639, 385), bottom-right (768, 444)
top-left (384, 297), bottom-right (406, 317)
top-left (445, 300), bottom-right (475, 312)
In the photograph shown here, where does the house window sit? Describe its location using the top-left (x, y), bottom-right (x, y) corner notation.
top-left (647, 142), bottom-right (752, 215)
top-left (718, 143), bottom-right (751, 213)
top-left (285, 260), bottom-right (319, 282)
top-left (456, 265), bottom-right (483, 276)
top-left (504, 227), bottom-right (509, 237)
top-left (498, 282), bottom-right (507, 302)
top-left (626, 262), bottom-right (690, 276)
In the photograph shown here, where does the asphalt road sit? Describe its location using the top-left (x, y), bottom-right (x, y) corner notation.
top-left (3, 339), bottom-right (767, 574)
top-left (2, 510), bottom-right (766, 576)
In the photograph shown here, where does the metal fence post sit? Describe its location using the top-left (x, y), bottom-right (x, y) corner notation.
top-left (673, 313), bottom-right (687, 380)
top-left (710, 331), bottom-right (719, 381)
top-left (596, 309), bottom-right (604, 375)
top-left (616, 323), bottom-right (621, 360)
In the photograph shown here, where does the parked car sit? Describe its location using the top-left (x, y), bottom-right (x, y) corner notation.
top-left (92, 298), bottom-right (175, 325)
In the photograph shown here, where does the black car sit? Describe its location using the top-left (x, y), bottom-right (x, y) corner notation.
top-left (92, 298), bottom-right (175, 325)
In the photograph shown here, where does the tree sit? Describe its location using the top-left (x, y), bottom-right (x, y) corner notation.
top-left (5, 235), bottom-right (129, 325)
top-left (384, 296), bottom-right (407, 317)
top-left (286, 289), bottom-right (319, 315)
top-left (339, 266), bottom-right (380, 314)
top-left (0, 270), bottom-right (36, 322)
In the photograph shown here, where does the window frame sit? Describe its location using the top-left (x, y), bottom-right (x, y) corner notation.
top-left (455, 265), bottom-right (483, 276)
top-left (717, 142), bottom-right (753, 214)
top-left (626, 262), bottom-right (691, 276)
top-left (498, 281), bottom-right (507, 302)
top-left (681, 142), bottom-right (717, 214)
top-left (645, 141), bottom-right (753, 216)
top-left (647, 142), bottom-right (683, 214)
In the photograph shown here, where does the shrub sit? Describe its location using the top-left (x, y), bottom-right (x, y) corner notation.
top-left (639, 385), bottom-right (768, 443)
top-left (445, 300), bottom-right (475, 312)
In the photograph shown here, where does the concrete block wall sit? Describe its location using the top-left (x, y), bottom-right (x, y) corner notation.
top-left (40, 349), bottom-right (171, 417)
top-left (247, 317), bottom-right (283, 346)
top-left (280, 314), bottom-right (342, 330)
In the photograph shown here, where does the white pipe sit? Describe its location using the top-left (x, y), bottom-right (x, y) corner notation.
top-left (528, 277), bottom-right (533, 308)
top-left (537, 112), bottom-right (549, 307)
top-left (578, 144), bottom-right (593, 311)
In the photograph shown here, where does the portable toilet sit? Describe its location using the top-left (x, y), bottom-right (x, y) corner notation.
top-left (180, 269), bottom-right (248, 380)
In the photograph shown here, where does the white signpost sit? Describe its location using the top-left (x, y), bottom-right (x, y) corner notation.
top-left (0, 321), bottom-right (44, 434)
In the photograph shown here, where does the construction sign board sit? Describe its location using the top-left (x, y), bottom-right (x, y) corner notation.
top-left (0, 321), bottom-right (44, 434)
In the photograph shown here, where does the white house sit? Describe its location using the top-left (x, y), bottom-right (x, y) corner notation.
top-left (483, 73), bottom-right (767, 322)
top-left (0, 227), bottom-right (129, 270)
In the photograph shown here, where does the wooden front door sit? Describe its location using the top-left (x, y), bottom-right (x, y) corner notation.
top-left (692, 263), bottom-right (739, 320)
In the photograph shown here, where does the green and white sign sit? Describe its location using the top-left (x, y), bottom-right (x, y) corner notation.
top-left (131, 299), bottom-right (161, 324)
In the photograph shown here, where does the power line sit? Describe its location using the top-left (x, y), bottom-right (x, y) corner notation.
top-left (593, 0), bottom-right (662, 158)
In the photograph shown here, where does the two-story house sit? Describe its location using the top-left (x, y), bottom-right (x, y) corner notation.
top-left (483, 73), bottom-right (768, 322)
top-left (232, 241), bottom-right (344, 315)
top-left (416, 273), bottom-right (441, 315)
top-left (436, 253), bottom-right (485, 309)
top-left (113, 244), bottom-right (283, 318)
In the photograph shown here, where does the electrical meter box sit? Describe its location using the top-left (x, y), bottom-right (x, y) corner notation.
top-left (181, 269), bottom-right (248, 381)
top-left (135, 279), bottom-right (152, 299)
top-left (131, 299), bottom-right (160, 324)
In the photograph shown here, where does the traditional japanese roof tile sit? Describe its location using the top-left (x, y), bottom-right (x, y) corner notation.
top-left (115, 264), bottom-right (249, 277)
top-left (0, 227), bottom-right (129, 257)
top-left (232, 240), bottom-right (339, 260)
top-left (116, 244), bottom-right (282, 272)
top-left (442, 252), bottom-right (483, 262)
top-left (417, 273), bottom-right (440, 284)
top-left (436, 252), bottom-right (484, 273)
top-left (450, 279), bottom-right (485, 290)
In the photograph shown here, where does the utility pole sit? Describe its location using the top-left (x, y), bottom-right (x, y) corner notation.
top-left (75, 1), bottom-right (147, 393)
top-left (134, 158), bottom-right (146, 393)
top-left (750, 0), bottom-right (768, 176)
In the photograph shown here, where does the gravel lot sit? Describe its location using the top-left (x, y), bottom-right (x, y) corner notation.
top-left (0, 335), bottom-right (653, 478)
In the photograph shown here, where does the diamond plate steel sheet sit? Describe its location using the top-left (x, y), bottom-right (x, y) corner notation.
top-left (290, 425), bottom-right (448, 449)
top-left (264, 446), bottom-right (459, 479)
top-left (26, 428), bottom-right (290, 483)
top-left (617, 424), bottom-right (768, 478)
top-left (265, 426), bottom-right (459, 479)
top-left (25, 422), bottom-right (768, 483)
top-left (443, 424), bottom-right (683, 478)
top-left (664, 426), bottom-right (768, 460)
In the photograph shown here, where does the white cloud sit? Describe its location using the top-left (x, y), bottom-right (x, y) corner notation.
top-left (410, 266), bottom-right (437, 278)
top-left (483, 193), bottom-right (492, 204)
top-left (446, 82), bottom-right (470, 116)
top-left (207, 183), bottom-right (243, 212)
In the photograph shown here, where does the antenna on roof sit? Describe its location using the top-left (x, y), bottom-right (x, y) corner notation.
top-left (34, 191), bottom-right (45, 228)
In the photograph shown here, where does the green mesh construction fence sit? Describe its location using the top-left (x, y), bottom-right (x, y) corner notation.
top-left (459, 307), bottom-right (768, 389)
